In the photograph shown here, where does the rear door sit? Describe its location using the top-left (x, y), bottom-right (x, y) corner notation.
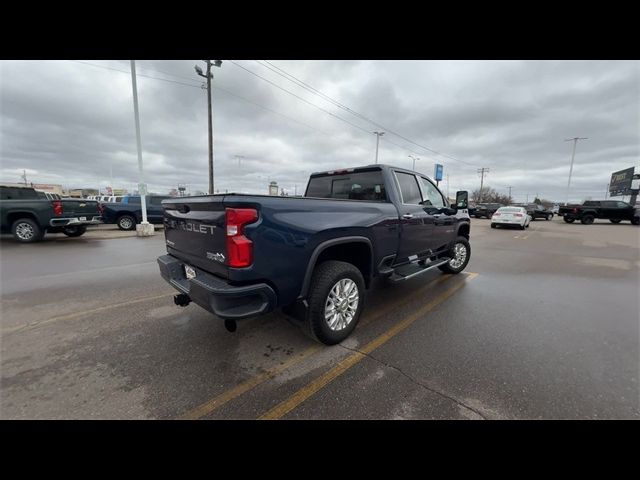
top-left (393, 171), bottom-right (436, 263)
top-left (162, 196), bottom-right (229, 278)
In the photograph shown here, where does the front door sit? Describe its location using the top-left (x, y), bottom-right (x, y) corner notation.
top-left (393, 171), bottom-right (436, 264)
top-left (417, 176), bottom-right (456, 252)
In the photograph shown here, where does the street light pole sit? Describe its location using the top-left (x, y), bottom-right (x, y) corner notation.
top-left (408, 155), bottom-right (419, 171)
top-left (130, 60), bottom-right (148, 226)
top-left (196, 60), bottom-right (222, 194)
top-left (564, 137), bottom-right (588, 205)
top-left (373, 131), bottom-right (385, 164)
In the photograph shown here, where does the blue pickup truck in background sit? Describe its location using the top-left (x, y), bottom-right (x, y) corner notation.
top-left (101, 195), bottom-right (171, 230)
top-left (157, 164), bottom-right (471, 345)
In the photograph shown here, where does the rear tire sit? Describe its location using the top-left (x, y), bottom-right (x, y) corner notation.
top-left (609, 219), bottom-right (622, 224)
top-left (581, 215), bottom-right (594, 225)
top-left (438, 237), bottom-right (471, 274)
top-left (491, 223), bottom-right (496, 228)
top-left (632, 217), bottom-right (639, 226)
top-left (520, 224), bottom-right (526, 230)
top-left (11, 218), bottom-right (44, 243)
top-left (117, 215), bottom-right (136, 231)
top-left (62, 225), bottom-right (87, 237)
top-left (303, 260), bottom-right (365, 345)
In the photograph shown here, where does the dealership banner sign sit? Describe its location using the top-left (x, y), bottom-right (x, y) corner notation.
top-left (609, 167), bottom-right (635, 196)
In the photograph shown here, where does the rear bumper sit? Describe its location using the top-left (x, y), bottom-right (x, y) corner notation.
top-left (157, 254), bottom-right (277, 320)
top-left (49, 216), bottom-right (103, 227)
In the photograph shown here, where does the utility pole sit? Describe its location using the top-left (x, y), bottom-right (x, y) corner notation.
top-left (477, 167), bottom-right (489, 202)
top-left (196, 60), bottom-right (222, 194)
top-left (373, 131), bottom-right (385, 164)
top-left (604, 183), bottom-right (609, 199)
top-left (408, 155), bottom-right (419, 171)
top-left (130, 60), bottom-right (150, 232)
top-left (21, 169), bottom-right (28, 185)
top-left (234, 155), bottom-right (245, 168)
top-left (506, 186), bottom-right (513, 203)
top-left (564, 137), bottom-right (588, 205)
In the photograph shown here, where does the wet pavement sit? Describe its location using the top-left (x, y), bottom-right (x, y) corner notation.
top-left (1, 217), bottom-right (638, 419)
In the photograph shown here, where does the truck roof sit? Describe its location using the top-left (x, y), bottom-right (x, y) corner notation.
top-left (309, 164), bottom-right (435, 180)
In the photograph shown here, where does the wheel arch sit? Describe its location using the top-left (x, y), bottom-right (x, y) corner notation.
top-left (298, 236), bottom-right (373, 299)
top-left (456, 221), bottom-right (470, 239)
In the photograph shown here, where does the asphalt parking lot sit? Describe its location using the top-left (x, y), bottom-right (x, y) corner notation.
top-left (1, 217), bottom-right (638, 419)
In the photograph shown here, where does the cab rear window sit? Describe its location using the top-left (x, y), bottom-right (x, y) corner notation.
top-left (305, 170), bottom-right (387, 201)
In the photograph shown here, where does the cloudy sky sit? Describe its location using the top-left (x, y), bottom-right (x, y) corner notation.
top-left (1, 60), bottom-right (638, 202)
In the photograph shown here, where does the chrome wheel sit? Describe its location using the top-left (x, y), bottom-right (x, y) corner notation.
top-left (449, 242), bottom-right (467, 269)
top-left (119, 217), bottom-right (133, 229)
top-left (15, 222), bottom-right (34, 241)
top-left (324, 278), bottom-right (359, 331)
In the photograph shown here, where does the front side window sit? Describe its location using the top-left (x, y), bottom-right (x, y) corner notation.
top-left (417, 177), bottom-right (446, 208)
top-left (395, 172), bottom-right (422, 205)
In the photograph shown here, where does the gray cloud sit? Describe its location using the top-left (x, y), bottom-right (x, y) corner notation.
top-left (1, 59), bottom-right (638, 202)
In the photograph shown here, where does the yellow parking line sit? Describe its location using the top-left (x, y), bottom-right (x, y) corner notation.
top-left (178, 273), bottom-right (454, 420)
top-left (1, 293), bottom-right (174, 335)
top-left (258, 272), bottom-right (479, 420)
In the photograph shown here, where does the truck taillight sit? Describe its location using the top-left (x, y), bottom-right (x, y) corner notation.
top-left (52, 200), bottom-right (63, 216)
top-left (225, 208), bottom-right (258, 268)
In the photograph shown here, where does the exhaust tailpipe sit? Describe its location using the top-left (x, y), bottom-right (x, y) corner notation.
top-left (224, 319), bottom-right (237, 333)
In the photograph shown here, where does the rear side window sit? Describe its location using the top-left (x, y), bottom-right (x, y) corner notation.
top-left (127, 197), bottom-right (141, 205)
top-left (395, 172), bottom-right (422, 205)
top-left (0, 187), bottom-right (40, 199)
top-left (305, 170), bottom-right (387, 201)
top-left (584, 201), bottom-right (600, 206)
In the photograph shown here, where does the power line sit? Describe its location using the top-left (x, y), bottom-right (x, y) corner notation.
top-left (255, 60), bottom-right (480, 168)
top-left (69, 61), bottom-right (203, 89)
top-left (230, 60), bottom-right (426, 158)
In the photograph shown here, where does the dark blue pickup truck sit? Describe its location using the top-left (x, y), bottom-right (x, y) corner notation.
top-left (101, 195), bottom-right (171, 230)
top-left (158, 165), bottom-right (471, 344)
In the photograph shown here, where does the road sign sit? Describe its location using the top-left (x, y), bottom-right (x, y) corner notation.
top-left (138, 183), bottom-right (148, 196)
top-left (434, 164), bottom-right (443, 182)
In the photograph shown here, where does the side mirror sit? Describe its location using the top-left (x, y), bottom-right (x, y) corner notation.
top-left (456, 191), bottom-right (468, 209)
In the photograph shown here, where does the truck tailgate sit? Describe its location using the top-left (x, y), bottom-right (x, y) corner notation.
top-left (61, 199), bottom-right (100, 217)
top-left (162, 196), bottom-right (229, 279)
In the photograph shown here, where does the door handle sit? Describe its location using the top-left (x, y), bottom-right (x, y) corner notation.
top-left (402, 214), bottom-right (414, 219)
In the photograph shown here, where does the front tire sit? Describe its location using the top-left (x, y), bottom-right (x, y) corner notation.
top-left (117, 215), bottom-right (136, 231)
top-left (438, 237), bottom-right (471, 274)
top-left (62, 225), bottom-right (87, 237)
top-left (11, 218), bottom-right (44, 243)
top-left (304, 260), bottom-right (365, 345)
